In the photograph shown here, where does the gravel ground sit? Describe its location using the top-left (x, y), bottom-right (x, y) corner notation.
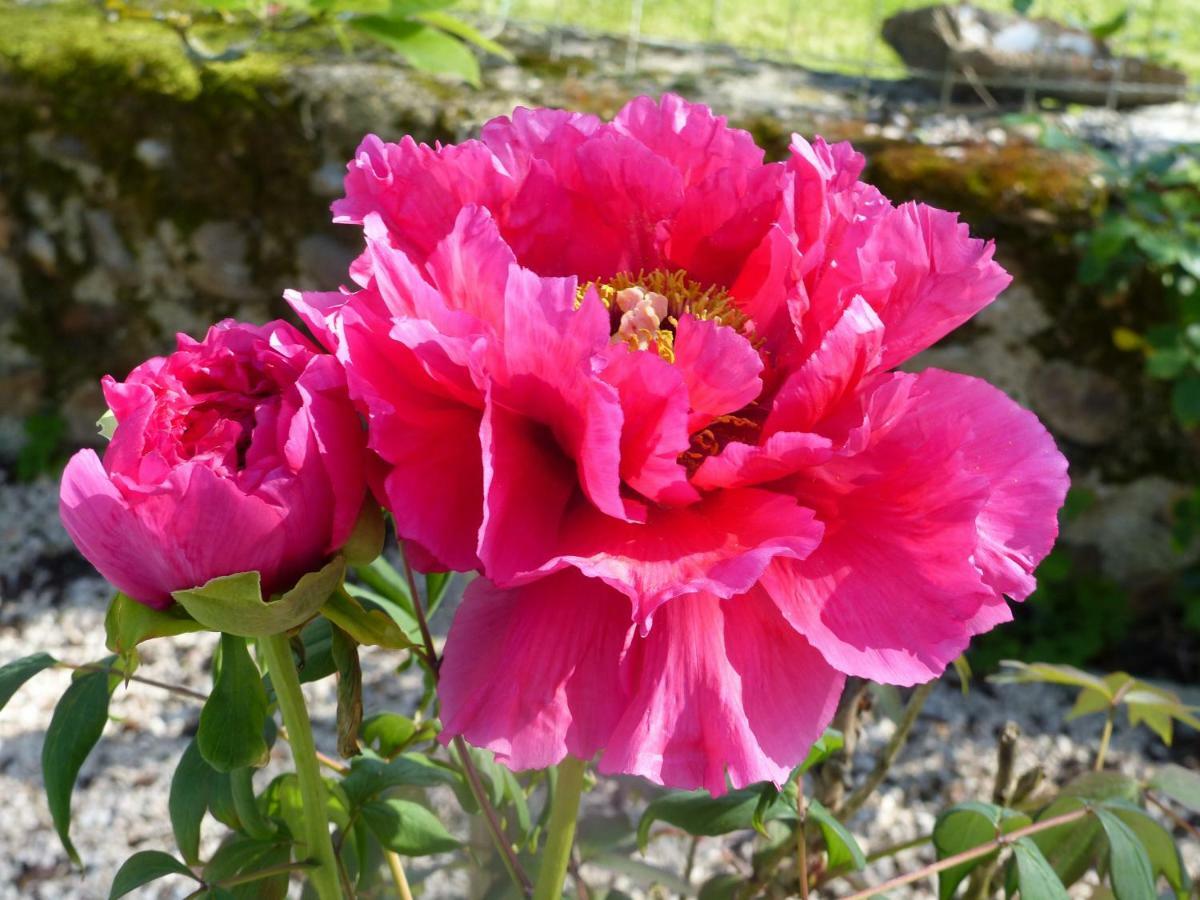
top-left (2, 475), bottom-right (1198, 898)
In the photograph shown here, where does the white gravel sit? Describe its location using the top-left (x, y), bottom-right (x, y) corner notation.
top-left (2, 475), bottom-right (1197, 898)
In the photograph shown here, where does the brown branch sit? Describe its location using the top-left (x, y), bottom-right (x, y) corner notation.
top-left (59, 662), bottom-right (208, 701)
top-left (840, 807), bottom-right (1092, 900)
top-left (839, 681), bottom-right (935, 822)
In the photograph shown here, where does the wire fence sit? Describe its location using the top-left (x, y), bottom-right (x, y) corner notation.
top-left (466, 0), bottom-right (1199, 108)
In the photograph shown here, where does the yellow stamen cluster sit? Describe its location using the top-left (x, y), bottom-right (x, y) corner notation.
top-left (576, 268), bottom-right (751, 363)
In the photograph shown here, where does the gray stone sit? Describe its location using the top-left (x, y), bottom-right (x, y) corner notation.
top-left (294, 232), bottom-right (357, 292)
top-left (133, 137), bottom-right (172, 170)
top-left (71, 267), bottom-right (118, 307)
top-left (186, 220), bottom-right (258, 302)
top-left (84, 209), bottom-right (134, 278)
top-left (24, 229), bottom-right (57, 276)
top-left (1063, 476), bottom-right (1200, 586)
top-left (882, 3), bottom-right (1188, 107)
top-left (1028, 359), bottom-right (1127, 446)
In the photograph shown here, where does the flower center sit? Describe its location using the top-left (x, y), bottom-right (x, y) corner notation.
top-left (576, 269), bottom-right (751, 362)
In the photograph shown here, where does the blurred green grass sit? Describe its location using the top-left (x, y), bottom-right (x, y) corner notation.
top-left (461, 0), bottom-right (1199, 81)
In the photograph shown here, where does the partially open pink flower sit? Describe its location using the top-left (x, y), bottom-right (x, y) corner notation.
top-left (60, 319), bottom-right (368, 609)
top-left (291, 95), bottom-right (1068, 793)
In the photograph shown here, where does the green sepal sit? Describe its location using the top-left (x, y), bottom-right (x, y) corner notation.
top-left (173, 557), bottom-right (345, 637)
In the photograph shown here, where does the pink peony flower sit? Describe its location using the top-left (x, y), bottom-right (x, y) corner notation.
top-left (290, 95), bottom-right (1069, 793)
top-left (60, 319), bottom-right (368, 609)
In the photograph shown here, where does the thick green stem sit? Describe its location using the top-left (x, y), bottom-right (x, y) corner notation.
top-left (260, 632), bottom-right (343, 900)
top-left (533, 756), bottom-right (587, 900)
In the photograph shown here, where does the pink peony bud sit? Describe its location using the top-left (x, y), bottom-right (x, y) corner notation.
top-left (59, 319), bottom-right (368, 609)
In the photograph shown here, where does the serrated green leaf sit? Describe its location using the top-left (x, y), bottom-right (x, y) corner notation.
top-left (0, 652), bottom-right (57, 712)
top-left (42, 668), bottom-right (110, 864)
top-left (197, 635), bottom-right (269, 772)
top-left (321, 589), bottom-right (414, 650)
top-left (349, 17), bottom-right (481, 85)
top-left (104, 594), bottom-right (203, 657)
top-left (109, 850), bottom-right (197, 899)
top-left (1094, 808), bottom-right (1156, 900)
top-left (1149, 765), bottom-right (1200, 813)
top-left (361, 798), bottom-right (460, 855)
top-left (173, 557), bottom-right (344, 638)
top-left (636, 786), bottom-right (789, 852)
top-left (1013, 838), bottom-right (1070, 899)
top-left (807, 798), bottom-right (865, 871)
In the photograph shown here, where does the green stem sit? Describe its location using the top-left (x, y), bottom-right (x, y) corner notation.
top-left (1095, 711), bottom-right (1115, 771)
top-left (533, 756), bottom-right (587, 900)
top-left (230, 767), bottom-right (276, 841)
top-left (260, 632), bottom-right (343, 900)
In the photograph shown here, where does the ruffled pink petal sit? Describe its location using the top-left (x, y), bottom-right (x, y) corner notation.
top-left (500, 131), bottom-right (683, 279)
top-left (766, 295), bottom-right (884, 437)
top-left (492, 267), bottom-right (627, 520)
top-left (899, 370), bottom-right (1069, 602)
top-left (333, 135), bottom-right (513, 263)
top-left (862, 203), bottom-right (1012, 369)
top-left (478, 391), bottom-right (579, 583)
top-left (673, 315), bottom-right (763, 432)
top-left (63, 452), bottom-right (294, 607)
top-left (763, 367), bottom-right (1066, 685)
top-left (599, 588), bottom-right (844, 794)
top-left (480, 106), bottom-right (602, 180)
top-left (690, 431), bottom-right (833, 491)
top-left (612, 94), bottom-right (764, 188)
top-left (528, 488), bottom-right (823, 623)
top-left (665, 164), bottom-right (788, 290)
top-left (422, 205), bottom-right (516, 334)
top-left (438, 571), bottom-right (633, 770)
top-left (599, 347), bottom-right (698, 506)
top-left (60, 450), bottom-right (178, 607)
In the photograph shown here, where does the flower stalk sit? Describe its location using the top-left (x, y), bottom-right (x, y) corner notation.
top-left (533, 756), bottom-right (587, 900)
top-left (260, 632), bottom-right (343, 900)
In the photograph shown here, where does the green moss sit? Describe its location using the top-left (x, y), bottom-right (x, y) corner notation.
top-left (0, 3), bottom-right (285, 104)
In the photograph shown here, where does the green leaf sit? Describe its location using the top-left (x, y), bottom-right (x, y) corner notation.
top-left (1012, 838), bottom-right (1070, 899)
top-left (173, 557), bottom-right (345, 638)
top-left (104, 594), bottom-right (203, 657)
top-left (197, 635), bottom-right (269, 772)
top-left (42, 668), bottom-right (111, 864)
top-left (991, 661), bottom-right (1110, 695)
top-left (97, 408), bottom-right (117, 440)
top-left (341, 752), bottom-right (463, 808)
top-left (1094, 808), bottom-right (1156, 900)
top-left (1067, 687), bottom-right (1114, 721)
top-left (797, 728), bottom-right (844, 774)
top-left (1089, 7), bottom-right (1129, 39)
top-left (170, 739), bottom-right (222, 865)
top-left (331, 625), bottom-right (363, 758)
top-left (203, 834), bottom-right (290, 894)
top-left (1171, 376), bottom-right (1200, 426)
top-left (360, 798), bottom-right (461, 855)
top-left (636, 786), bottom-right (788, 852)
top-left (360, 712), bottom-right (422, 757)
top-left (0, 652), bottom-right (57, 712)
top-left (807, 798), bottom-right (865, 872)
top-left (698, 874), bottom-right (743, 900)
top-left (109, 850), bottom-right (197, 899)
top-left (414, 9), bottom-right (512, 59)
top-left (296, 617), bottom-right (337, 685)
top-left (341, 500), bottom-right (385, 566)
top-left (933, 801), bottom-right (1031, 899)
top-left (1149, 764), bottom-right (1200, 813)
top-left (1104, 800), bottom-right (1190, 895)
top-left (349, 18), bottom-right (481, 85)
top-left (321, 589), bottom-right (414, 650)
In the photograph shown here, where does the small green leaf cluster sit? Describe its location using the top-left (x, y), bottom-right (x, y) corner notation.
top-left (103, 0), bottom-right (512, 86)
top-left (1078, 143), bottom-right (1200, 427)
